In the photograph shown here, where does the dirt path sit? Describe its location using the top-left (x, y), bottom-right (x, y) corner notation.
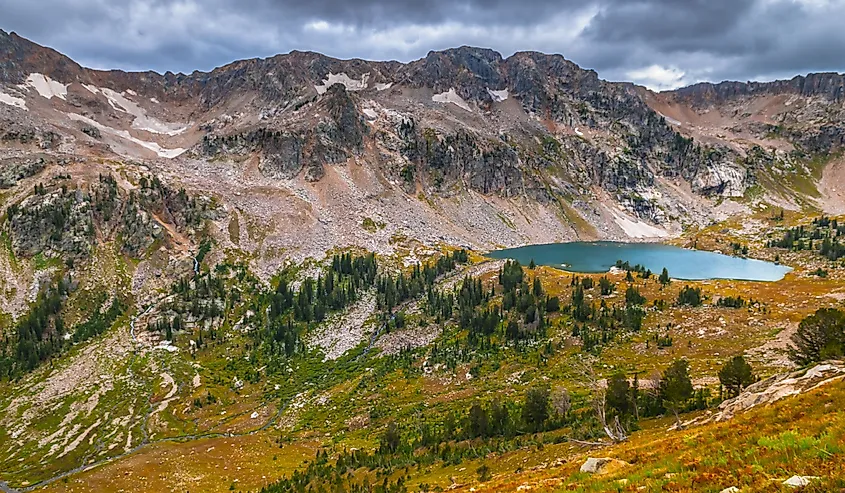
top-left (819, 156), bottom-right (845, 214)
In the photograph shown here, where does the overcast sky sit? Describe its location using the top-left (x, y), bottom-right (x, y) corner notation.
top-left (3, 0), bottom-right (844, 90)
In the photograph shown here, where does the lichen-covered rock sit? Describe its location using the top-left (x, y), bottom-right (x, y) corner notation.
top-left (692, 163), bottom-right (747, 197)
top-left (713, 361), bottom-right (845, 422)
top-left (0, 155), bottom-right (49, 188)
top-left (783, 476), bottom-right (819, 488)
top-left (6, 188), bottom-right (94, 260)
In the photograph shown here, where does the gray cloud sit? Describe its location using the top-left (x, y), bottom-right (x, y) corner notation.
top-left (2, 0), bottom-right (843, 89)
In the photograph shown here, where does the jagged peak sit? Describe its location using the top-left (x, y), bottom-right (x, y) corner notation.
top-left (2, 29), bottom-right (843, 111)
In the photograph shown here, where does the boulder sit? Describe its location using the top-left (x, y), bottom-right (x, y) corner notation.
top-left (783, 476), bottom-right (819, 488)
top-left (579, 457), bottom-right (630, 475)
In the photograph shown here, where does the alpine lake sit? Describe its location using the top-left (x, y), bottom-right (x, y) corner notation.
top-left (486, 241), bottom-right (792, 281)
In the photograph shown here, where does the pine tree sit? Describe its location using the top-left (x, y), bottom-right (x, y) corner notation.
top-left (789, 308), bottom-right (845, 365)
top-left (659, 267), bottom-right (671, 286)
top-left (660, 359), bottom-right (694, 429)
top-left (522, 387), bottom-right (550, 432)
top-left (606, 372), bottom-right (632, 418)
top-left (718, 355), bottom-right (755, 398)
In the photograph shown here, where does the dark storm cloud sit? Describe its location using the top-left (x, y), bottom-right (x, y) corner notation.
top-left (1, 0), bottom-right (843, 89)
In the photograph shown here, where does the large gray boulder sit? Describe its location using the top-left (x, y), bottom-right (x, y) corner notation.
top-left (579, 457), bottom-right (630, 475)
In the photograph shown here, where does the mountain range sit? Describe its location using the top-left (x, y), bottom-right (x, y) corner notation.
top-left (1, 28), bottom-right (845, 493)
top-left (2, 29), bottom-right (844, 279)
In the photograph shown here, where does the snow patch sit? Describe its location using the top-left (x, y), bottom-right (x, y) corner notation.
top-left (67, 113), bottom-right (186, 159)
top-left (150, 97), bottom-right (160, 104)
top-left (125, 89), bottom-right (137, 96)
top-left (82, 84), bottom-right (99, 95)
top-left (432, 88), bottom-right (472, 112)
top-left (375, 82), bottom-right (393, 91)
top-left (100, 88), bottom-right (187, 135)
top-left (315, 72), bottom-right (370, 95)
top-left (574, 127), bottom-right (584, 137)
top-left (23, 73), bottom-right (68, 100)
top-left (486, 88), bottom-right (508, 102)
top-left (0, 90), bottom-right (27, 110)
top-left (362, 108), bottom-right (378, 119)
top-left (611, 211), bottom-right (668, 239)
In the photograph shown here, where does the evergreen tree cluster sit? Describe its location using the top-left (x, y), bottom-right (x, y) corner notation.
top-left (0, 277), bottom-right (124, 380)
top-left (259, 253), bottom-right (379, 358)
top-left (615, 260), bottom-right (653, 279)
top-left (767, 216), bottom-right (845, 261)
top-left (377, 250), bottom-right (467, 313)
top-left (0, 279), bottom-right (68, 378)
top-left (716, 295), bottom-right (747, 308)
top-left (569, 275), bottom-right (645, 353)
top-left (677, 285), bottom-right (703, 307)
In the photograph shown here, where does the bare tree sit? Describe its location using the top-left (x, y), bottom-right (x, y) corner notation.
top-left (550, 386), bottom-right (571, 417)
top-left (576, 357), bottom-right (627, 442)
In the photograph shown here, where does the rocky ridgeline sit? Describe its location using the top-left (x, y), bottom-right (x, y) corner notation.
top-left (669, 73), bottom-right (845, 106)
top-left (665, 73), bottom-right (845, 157)
top-left (2, 30), bottom-right (757, 207)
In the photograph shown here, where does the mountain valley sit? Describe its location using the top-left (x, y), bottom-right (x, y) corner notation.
top-left (1, 29), bottom-right (844, 493)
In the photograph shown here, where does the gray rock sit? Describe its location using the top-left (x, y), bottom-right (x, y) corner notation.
top-left (579, 457), bottom-right (629, 474)
top-left (783, 476), bottom-right (819, 488)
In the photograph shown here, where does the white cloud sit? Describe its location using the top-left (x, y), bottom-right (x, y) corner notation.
top-left (626, 64), bottom-right (690, 91)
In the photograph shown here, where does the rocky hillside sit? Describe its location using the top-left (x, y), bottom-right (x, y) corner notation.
top-left (646, 73), bottom-right (845, 211)
top-left (1, 30), bottom-right (844, 289)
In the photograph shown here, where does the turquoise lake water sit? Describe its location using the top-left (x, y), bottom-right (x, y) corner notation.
top-left (487, 242), bottom-right (791, 281)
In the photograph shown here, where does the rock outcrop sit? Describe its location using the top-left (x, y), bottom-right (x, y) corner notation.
top-left (712, 361), bottom-right (845, 422)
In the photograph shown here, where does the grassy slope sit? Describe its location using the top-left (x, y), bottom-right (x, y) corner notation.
top-left (460, 375), bottom-right (845, 493)
top-left (5, 210), bottom-right (845, 492)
